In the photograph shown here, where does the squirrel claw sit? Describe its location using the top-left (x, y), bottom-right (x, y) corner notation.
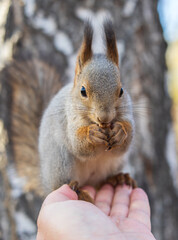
top-left (106, 173), bottom-right (137, 188)
top-left (105, 144), bottom-right (112, 151)
top-left (69, 181), bottom-right (94, 203)
top-left (69, 181), bottom-right (79, 194)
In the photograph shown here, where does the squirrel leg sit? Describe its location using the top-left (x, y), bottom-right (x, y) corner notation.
top-left (69, 181), bottom-right (94, 203)
top-left (106, 173), bottom-right (137, 189)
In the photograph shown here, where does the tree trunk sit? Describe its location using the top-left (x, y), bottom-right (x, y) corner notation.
top-left (0, 0), bottom-right (177, 239)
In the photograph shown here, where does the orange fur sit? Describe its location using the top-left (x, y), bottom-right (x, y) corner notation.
top-left (109, 121), bottom-right (133, 151)
top-left (69, 181), bottom-right (94, 203)
top-left (117, 121), bottom-right (132, 137)
top-left (106, 173), bottom-right (137, 188)
top-left (76, 126), bottom-right (89, 140)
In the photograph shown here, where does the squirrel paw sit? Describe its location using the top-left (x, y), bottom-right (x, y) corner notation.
top-left (106, 173), bottom-right (137, 188)
top-left (107, 121), bottom-right (130, 150)
top-left (87, 124), bottom-right (108, 146)
top-left (69, 181), bottom-right (94, 203)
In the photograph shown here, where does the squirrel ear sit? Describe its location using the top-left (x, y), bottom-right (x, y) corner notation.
top-left (104, 19), bottom-right (119, 66)
top-left (76, 21), bottom-right (93, 74)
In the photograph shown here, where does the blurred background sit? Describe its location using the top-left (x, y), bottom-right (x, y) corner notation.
top-left (158, 0), bottom-right (178, 156)
top-left (0, 0), bottom-right (177, 240)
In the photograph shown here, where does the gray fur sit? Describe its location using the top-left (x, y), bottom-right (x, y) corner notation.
top-left (39, 53), bottom-right (134, 193)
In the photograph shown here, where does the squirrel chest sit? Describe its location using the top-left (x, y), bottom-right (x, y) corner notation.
top-left (73, 149), bottom-right (123, 187)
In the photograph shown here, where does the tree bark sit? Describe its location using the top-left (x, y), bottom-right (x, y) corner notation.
top-left (0, 0), bottom-right (177, 239)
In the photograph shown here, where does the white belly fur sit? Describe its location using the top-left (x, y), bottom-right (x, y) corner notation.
top-left (73, 150), bottom-right (124, 187)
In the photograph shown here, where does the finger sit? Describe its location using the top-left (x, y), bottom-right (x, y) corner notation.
top-left (110, 185), bottom-right (132, 220)
top-left (42, 184), bottom-right (78, 207)
top-left (36, 231), bottom-right (44, 240)
top-left (95, 184), bottom-right (114, 215)
top-left (81, 186), bottom-right (96, 200)
top-left (128, 188), bottom-right (151, 230)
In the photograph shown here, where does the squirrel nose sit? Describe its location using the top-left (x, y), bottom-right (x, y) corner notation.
top-left (97, 117), bottom-right (111, 125)
top-left (96, 110), bottom-right (116, 126)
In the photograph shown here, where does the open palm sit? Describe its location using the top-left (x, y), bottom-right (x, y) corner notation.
top-left (91, 184), bottom-right (155, 240)
top-left (37, 184), bottom-right (156, 240)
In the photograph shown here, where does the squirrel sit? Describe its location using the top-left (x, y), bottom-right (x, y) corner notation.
top-left (38, 20), bottom-right (136, 199)
top-left (1, 20), bottom-right (136, 199)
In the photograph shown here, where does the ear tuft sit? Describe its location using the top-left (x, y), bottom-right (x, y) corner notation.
top-left (104, 19), bottom-right (119, 66)
top-left (78, 20), bottom-right (93, 69)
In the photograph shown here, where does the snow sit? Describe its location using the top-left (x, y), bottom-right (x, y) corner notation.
top-left (54, 31), bottom-right (73, 55)
top-left (31, 11), bottom-right (57, 36)
top-left (23, 1), bottom-right (57, 36)
top-left (123, 0), bottom-right (138, 17)
top-left (23, 0), bottom-right (36, 18)
top-left (7, 165), bottom-right (26, 199)
top-left (15, 211), bottom-right (36, 240)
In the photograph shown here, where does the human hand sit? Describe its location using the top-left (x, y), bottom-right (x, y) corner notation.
top-left (36, 184), bottom-right (156, 240)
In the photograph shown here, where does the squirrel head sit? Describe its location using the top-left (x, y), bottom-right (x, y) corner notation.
top-left (73, 20), bottom-right (124, 127)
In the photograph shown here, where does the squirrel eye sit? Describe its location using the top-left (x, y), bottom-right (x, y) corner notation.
top-left (119, 88), bottom-right (124, 98)
top-left (81, 86), bottom-right (87, 97)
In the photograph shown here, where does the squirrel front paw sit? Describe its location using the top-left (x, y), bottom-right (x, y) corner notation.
top-left (76, 122), bottom-right (132, 150)
top-left (107, 121), bottom-right (132, 150)
top-left (87, 124), bottom-right (108, 146)
top-left (77, 124), bottom-right (108, 147)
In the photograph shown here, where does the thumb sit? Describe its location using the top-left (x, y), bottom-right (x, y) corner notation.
top-left (42, 184), bottom-right (78, 207)
top-left (37, 185), bottom-right (78, 240)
